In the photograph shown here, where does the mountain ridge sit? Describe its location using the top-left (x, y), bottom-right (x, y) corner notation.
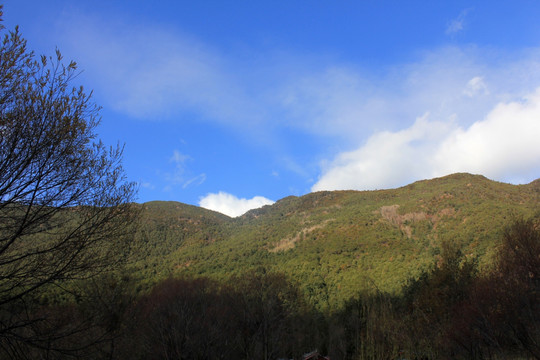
top-left (131, 173), bottom-right (539, 307)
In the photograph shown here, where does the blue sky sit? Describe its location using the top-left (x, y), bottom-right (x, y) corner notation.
top-left (3, 1), bottom-right (540, 216)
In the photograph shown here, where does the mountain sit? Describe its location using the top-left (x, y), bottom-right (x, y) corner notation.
top-left (129, 173), bottom-right (540, 307)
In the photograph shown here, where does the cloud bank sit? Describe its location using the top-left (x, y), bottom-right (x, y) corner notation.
top-left (56, 11), bottom-right (540, 195)
top-left (279, 47), bottom-right (540, 141)
top-left (199, 192), bottom-right (274, 217)
top-left (313, 88), bottom-right (540, 191)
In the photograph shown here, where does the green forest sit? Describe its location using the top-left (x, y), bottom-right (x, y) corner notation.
top-left (3, 172), bottom-right (539, 359)
top-left (1, 4), bottom-right (540, 359)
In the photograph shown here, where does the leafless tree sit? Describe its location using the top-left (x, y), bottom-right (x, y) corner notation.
top-left (0, 6), bottom-right (137, 356)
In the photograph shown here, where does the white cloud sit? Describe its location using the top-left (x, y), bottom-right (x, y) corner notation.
top-left (312, 114), bottom-right (453, 191)
top-left (167, 150), bottom-right (191, 185)
top-left (446, 9), bottom-right (471, 35)
top-left (434, 89), bottom-right (540, 183)
top-left (54, 11), bottom-right (540, 191)
top-left (58, 12), bottom-right (540, 144)
top-left (170, 150), bottom-right (191, 165)
top-left (56, 12), bottom-right (255, 125)
top-left (463, 76), bottom-right (489, 97)
top-left (165, 150), bottom-right (206, 189)
top-left (182, 173), bottom-right (207, 189)
top-left (199, 192), bottom-right (274, 217)
top-left (312, 88), bottom-right (540, 191)
top-left (277, 46), bottom-right (533, 141)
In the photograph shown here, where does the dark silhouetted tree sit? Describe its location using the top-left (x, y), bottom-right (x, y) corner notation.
top-left (0, 6), bottom-right (137, 356)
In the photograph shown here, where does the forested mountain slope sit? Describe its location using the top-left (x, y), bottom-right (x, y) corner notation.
top-left (129, 173), bottom-right (540, 307)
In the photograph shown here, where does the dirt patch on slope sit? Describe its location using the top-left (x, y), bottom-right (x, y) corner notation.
top-left (379, 205), bottom-right (456, 238)
top-left (269, 219), bottom-right (333, 253)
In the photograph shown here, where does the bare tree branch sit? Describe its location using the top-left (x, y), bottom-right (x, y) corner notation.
top-left (0, 7), bottom-right (138, 356)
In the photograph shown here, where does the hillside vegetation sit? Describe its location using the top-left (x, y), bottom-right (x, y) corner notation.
top-left (4, 173), bottom-right (539, 359)
top-left (129, 173), bottom-right (540, 307)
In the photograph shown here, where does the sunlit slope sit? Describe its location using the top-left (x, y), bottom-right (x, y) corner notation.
top-left (131, 173), bottom-right (539, 306)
